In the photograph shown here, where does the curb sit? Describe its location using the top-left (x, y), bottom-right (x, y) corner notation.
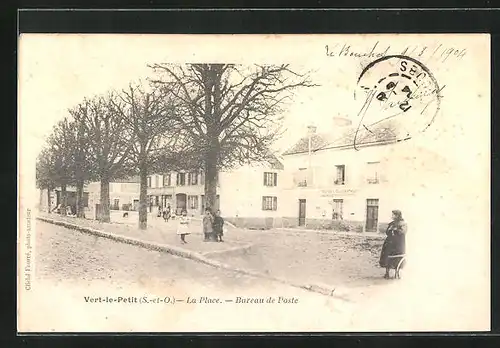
top-left (37, 216), bottom-right (348, 301)
top-left (201, 243), bottom-right (253, 258)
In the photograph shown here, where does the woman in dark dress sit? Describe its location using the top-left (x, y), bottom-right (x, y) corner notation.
top-left (213, 210), bottom-right (225, 242)
top-left (379, 209), bottom-right (407, 279)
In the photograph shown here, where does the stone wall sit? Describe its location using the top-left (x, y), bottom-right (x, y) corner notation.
top-left (224, 216), bottom-right (389, 233)
top-left (225, 217), bottom-right (282, 230)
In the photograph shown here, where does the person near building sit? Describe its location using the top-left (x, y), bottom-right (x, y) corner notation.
top-left (163, 204), bottom-right (171, 222)
top-left (202, 208), bottom-right (214, 242)
top-left (157, 205), bottom-right (162, 217)
top-left (213, 209), bottom-right (225, 242)
top-left (176, 209), bottom-right (190, 244)
top-left (379, 209), bottom-right (407, 279)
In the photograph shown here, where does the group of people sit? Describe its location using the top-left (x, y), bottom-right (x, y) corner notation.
top-left (53, 204), bottom-right (77, 217)
top-left (174, 207), bottom-right (225, 244)
top-left (158, 204), bottom-right (173, 222)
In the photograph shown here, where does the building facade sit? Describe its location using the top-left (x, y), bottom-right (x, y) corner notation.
top-left (86, 178), bottom-right (141, 218)
top-left (147, 159), bottom-right (284, 228)
top-left (279, 125), bottom-right (417, 233)
top-left (38, 186), bottom-right (90, 214)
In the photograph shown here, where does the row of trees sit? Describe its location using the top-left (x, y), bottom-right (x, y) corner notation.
top-left (36, 63), bottom-right (314, 229)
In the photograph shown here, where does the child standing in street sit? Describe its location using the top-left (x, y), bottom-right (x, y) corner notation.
top-left (177, 210), bottom-right (190, 244)
top-left (202, 208), bottom-right (214, 241)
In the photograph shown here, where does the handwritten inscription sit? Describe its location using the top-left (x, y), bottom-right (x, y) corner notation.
top-left (326, 41), bottom-right (390, 59)
top-left (326, 41), bottom-right (467, 63)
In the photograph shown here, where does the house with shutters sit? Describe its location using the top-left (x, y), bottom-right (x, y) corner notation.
top-left (278, 121), bottom-right (449, 233)
top-left (146, 154), bottom-right (284, 228)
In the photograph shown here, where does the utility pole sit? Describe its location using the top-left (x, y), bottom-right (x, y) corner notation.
top-left (307, 125), bottom-right (316, 186)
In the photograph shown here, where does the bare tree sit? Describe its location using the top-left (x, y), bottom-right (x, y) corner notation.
top-left (150, 63), bottom-right (316, 211)
top-left (36, 146), bottom-right (58, 213)
top-left (67, 102), bottom-right (98, 218)
top-left (46, 118), bottom-right (77, 215)
top-left (82, 95), bottom-right (134, 223)
top-left (109, 82), bottom-right (182, 229)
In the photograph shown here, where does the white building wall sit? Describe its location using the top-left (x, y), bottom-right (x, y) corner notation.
top-left (87, 181), bottom-right (140, 218)
top-left (145, 163), bottom-right (283, 227)
top-left (281, 141), bottom-right (411, 231)
top-left (218, 165), bottom-right (282, 218)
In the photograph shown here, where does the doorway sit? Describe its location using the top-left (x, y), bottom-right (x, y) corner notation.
top-left (365, 199), bottom-right (379, 232)
top-left (176, 193), bottom-right (187, 215)
top-left (298, 199), bottom-right (306, 226)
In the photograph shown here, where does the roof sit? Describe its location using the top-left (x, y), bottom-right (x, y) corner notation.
top-left (265, 153), bottom-right (285, 170)
top-left (283, 122), bottom-right (400, 156)
top-left (282, 134), bottom-right (331, 155)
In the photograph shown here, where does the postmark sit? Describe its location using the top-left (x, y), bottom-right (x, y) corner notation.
top-left (353, 55), bottom-right (444, 148)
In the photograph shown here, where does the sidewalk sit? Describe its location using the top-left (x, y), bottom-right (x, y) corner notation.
top-left (36, 212), bottom-right (250, 255)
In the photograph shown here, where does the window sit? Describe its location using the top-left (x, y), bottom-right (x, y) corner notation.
top-left (262, 196), bottom-right (278, 211)
top-left (263, 172), bottom-right (278, 187)
top-left (366, 162), bottom-right (380, 184)
top-left (367, 198), bottom-right (379, 206)
top-left (332, 199), bottom-right (344, 220)
top-left (188, 172), bottom-right (198, 185)
top-left (296, 168), bottom-right (308, 187)
top-left (163, 173), bottom-right (171, 187)
top-left (176, 173), bottom-right (186, 186)
top-left (147, 177), bottom-right (151, 188)
top-left (113, 199), bottom-right (119, 210)
top-left (188, 195), bottom-right (199, 209)
top-left (335, 165), bottom-right (345, 185)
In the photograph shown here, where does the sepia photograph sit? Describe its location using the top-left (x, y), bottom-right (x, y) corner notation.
top-left (17, 33), bottom-right (490, 332)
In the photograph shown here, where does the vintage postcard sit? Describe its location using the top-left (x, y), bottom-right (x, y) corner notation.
top-left (18, 34), bottom-right (490, 332)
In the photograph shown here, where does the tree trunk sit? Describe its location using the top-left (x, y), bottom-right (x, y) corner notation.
top-left (60, 183), bottom-right (67, 216)
top-left (99, 176), bottom-right (111, 223)
top-left (204, 148), bottom-right (218, 213)
top-left (46, 187), bottom-right (51, 214)
top-left (138, 155), bottom-right (148, 230)
top-left (76, 179), bottom-right (85, 218)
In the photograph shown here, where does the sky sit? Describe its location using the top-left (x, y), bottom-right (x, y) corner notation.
top-left (19, 34), bottom-right (489, 172)
top-left (18, 34), bottom-right (375, 155)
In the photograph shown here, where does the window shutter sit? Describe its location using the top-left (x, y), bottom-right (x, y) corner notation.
top-left (262, 197), bottom-right (265, 210)
top-left (263, 173), bottom-right (266, 186)
top-left (274, 173), bottom-right (277, 186)
top-left (273, 197), bottom-right (278, 211)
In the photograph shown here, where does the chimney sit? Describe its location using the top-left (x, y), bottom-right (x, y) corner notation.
top-left (307, 125), bottom-right (317, 135)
